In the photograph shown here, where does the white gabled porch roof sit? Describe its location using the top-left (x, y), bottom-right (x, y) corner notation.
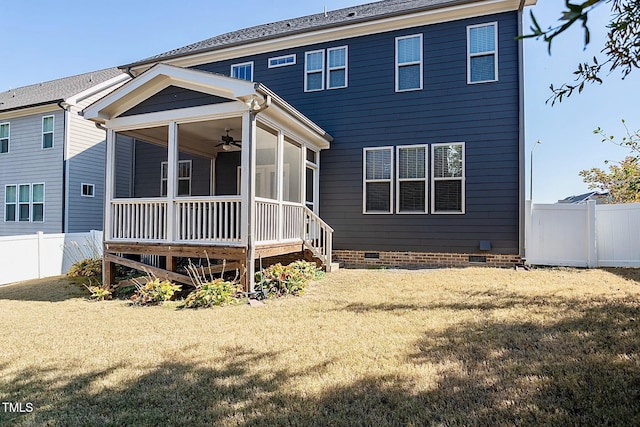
top-left (82, 63), bottom-right (332, 149)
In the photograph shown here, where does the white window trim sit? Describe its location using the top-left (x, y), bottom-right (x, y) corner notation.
top-left (0, 122), bottom-right (9, 154)
top-left (4, 184), bottom-right (16, 222)
top-left (396, 144), bottom-right (428, 214)
top-left (304, 49), bottom-right (325, 92)
top-left (363, 146), bottom-right (394, 214)
top-left (327, 46), bottom-right (348, 89)
top-left (467, 22), bottom-right (498, 84)
top-left (42, 115), bottom-right (54, 149)
top-left (231, 61), bottom-right (254, 81)
top-left (31, 183), bottom-right (45, 222)
top-left (161, 160), bottom-right (192, 197)
top-left (81, 183), bottom-right (95, 198)
top-left (431, 142), bottom-right (466, 215)
top-left (395, 34), bottom-right (423, 92)
top-left (268, 54), bottom-right (296, 68)
top-left (18, 183), bottom-right (31, 222)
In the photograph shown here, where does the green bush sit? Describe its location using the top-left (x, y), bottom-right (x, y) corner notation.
top-left (183, 279), bottom-right (241, 308)
top-left (67, 258), bottom-right (102, 283)
top-left (130, 278), bottom-right (181, 306)
top-left (255, 260), bottom-right (322, 298)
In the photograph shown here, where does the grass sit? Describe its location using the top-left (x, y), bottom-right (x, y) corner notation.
top-left (0, 267), bottom-right (639, 426)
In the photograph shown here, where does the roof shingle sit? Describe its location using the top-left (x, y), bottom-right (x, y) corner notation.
top-left (0, 68), bottom-right (125, 113)
top-left (125, 0), bottom-right (475, 68)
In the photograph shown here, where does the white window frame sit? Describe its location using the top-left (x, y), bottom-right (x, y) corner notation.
top-left (304, 49), bottom-right (325, 92)
top-left (0, 122), bottom-right (9, 154)
top-left (31, 183), bottom-right (45, 222)
top-left (18, 184), bottom-right (31, 222)
top-left (327, 46), bottom-right (348, 89)
top-left (42, 115), bottom-right (54, 149)
top-left (231, 61), bottom-right (254, 81)
top-left (431, 142), bottom-right (466, 214)
top-left (396, 144), bottom-right (428, 214)
top-left (363, 146), bottom-right (394, 214)
top-left (467, 22), bottom-right (498, 84)
top-left (81, 183), bottom-right (95, 197)
top-left (161, 160), bottom-right (192, 197)
top-left (395, 34), bottom-right (423, 92)
top-left (268, 54), bottom-right (296, 68)
top-left (4, 184), bottom-right (16, 222)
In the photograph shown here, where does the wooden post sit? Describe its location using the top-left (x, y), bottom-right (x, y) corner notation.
top-left (103, 253), bottom-right (116, 286)
top-left (166, 256), bottom-right (176, 273)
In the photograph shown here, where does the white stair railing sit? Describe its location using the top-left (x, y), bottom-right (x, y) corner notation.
top-left (302, 206), bottom-right (333, 268)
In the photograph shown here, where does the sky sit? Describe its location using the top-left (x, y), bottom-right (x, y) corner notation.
top-left (3, 0), bottom-right (639, 204)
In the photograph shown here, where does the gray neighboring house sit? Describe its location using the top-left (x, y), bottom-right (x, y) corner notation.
top-left (0, 68), bottom-right (129, 236)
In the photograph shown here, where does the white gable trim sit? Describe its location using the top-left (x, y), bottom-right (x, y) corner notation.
top-left (83, 64), bottom-right (258, 122)
top-left (65, 74), bottom-right (130, 106)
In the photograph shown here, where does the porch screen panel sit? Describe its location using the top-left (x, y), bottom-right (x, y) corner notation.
top-left (256, 126), bottom-right (278, 200)
top-left (283, 138), bottom-right (301, 203)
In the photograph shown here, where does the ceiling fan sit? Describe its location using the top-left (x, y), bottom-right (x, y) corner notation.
top-left (215, 129), bottom-right (241, 151)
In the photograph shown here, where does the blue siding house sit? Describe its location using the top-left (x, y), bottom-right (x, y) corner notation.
top-left (84, 0), bottom-right (535, 289)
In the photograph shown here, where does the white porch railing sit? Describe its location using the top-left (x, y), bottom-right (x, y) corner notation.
top-left (108, 197), bottom-right (333, 267)
top-left (175, 197), bottom-right (241, 243)
top-left (111, 198), bottom-right (167, 240)
top-left (303, 206), bottom-right (333, 267)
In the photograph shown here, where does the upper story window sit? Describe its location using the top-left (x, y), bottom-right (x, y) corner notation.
top-left (363, 147), bottom-right (393, 214)
top-left (0, 123), bottom-right (9, 153)
top-left (467, 22), bottom-right (498, 83)
top-left (432, 143), bottom-right (465, 214)
top-left (231, 62), bottom-right (254, 81)
top-left (327, 46), bottom-right (348, 89)
top-left (42, 115), bottom-right (54, 149)
top-left (268, 54), bottom-right (296, 68)
top-left (305, 50), bottom-right (325, 92)
top-left (395, 34), bottom-right (423, 92)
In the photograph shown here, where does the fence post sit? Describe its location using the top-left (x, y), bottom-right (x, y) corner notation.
top-left (586, 200), bottom-right (597, 268)
top-left (37, 231), bottom-right (44, 278)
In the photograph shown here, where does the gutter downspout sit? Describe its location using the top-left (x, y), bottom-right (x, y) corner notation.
top-left (58, 101), bottom-right (70, 233)
top-left (517, 1), bottom-right (527, 260)
top-left (244, 93), bottom-right (271, 295)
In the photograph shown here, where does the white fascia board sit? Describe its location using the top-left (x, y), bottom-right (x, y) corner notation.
top-left (129, 0), bottom-right (537, 72)
top-left (65, 74), bottom-right (131, 106)
top-left (83, 64), bottom-right (257, 122)
top-left (260, 105), bottom-right (330, 150)
top-left (0, 104), bottom-right (59, 120)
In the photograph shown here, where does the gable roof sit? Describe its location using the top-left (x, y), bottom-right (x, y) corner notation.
top-left (0, 68), bottom-right (127, 113)
top-left (123, 0), bottom-right (534, 70)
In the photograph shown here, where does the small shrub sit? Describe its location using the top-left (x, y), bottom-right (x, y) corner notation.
top-left (67, 258), bottom-right (102, 283)
top-left (183, 278), bottom-right (241, 308)
top-left (130, 277), bottom-right (181, 306)
top-left (255, 260), bottom-right (322, 298)
top-left (84, 284), bottom-right (112, 301)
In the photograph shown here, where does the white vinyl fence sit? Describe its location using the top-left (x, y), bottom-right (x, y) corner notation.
top-left (525, 201), bottom-right (640, 268)
top-left (0, 230), bottom-right (103, 285)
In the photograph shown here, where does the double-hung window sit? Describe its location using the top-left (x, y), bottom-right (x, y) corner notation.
top-left (396, 34), bottom-right (423, 92)
top-left (396, 145), bottom-right (428, 213)
top-left (432, 143), bottom-right (465, 213)
top-left (327, 46), bottom-right (348, 89)
top-left (0, 123), bottom-right (9, 153)
top-left (305, 50), bottom-right (325, 92)
top-left (363, 147), bottom-right (393, 213)
top-left (42, 116), bottom-right (54, 149)
top-left (161, 160), bottom-right (191, 196)
top-left (467, 22), bottom-right (498, 83)
top-left (4, 185), bottom-right (16, 221)
top-left (231, 62), bottom-right (254, 81)
top-left (4, 183), bottom-right (44, 222)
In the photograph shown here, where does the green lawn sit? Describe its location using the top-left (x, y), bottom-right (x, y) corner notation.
top-left (1, 267), bottom-right (639, 426)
